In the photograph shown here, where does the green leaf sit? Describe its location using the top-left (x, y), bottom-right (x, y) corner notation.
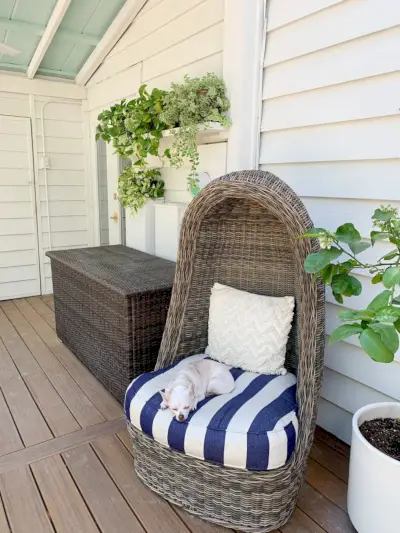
top-left (335, 223), bottom-right (361, 244)
top-left (331, 274), bottom-right (362, 296)
top-left (370, 231), bottom-right (390, 245)
top-left (320, 264), bottom-right (337, 284)
top-left (393, 297), bottom-right (400, 305)
top-left (298, 228), bottom-right (327, 239)
top-left (383, 249), bottom-right (399, 261)
top-left (359, 329), bottom-right (394, 363)
top-left (371, 273), bottom-right (383, 284)
top-left (368, 323), bottom-right (399, 353)
top-left (376, 306), bottom-right (400, 324)
top-left (383, 267), bottom-right (400, 288)
top-left (339, 309), bottom-right (375, 321)
top-left (389, 236), bottom-right (400, 247)
top-left (372, 209), bottom-right (394, 222)
top-left (333, 292), bottom-right (344, 304)
top-left (367, 290), bottom-right (391, 311)
top-left (328, 324), bottom-right (363, 345)
top-left (349, 241), bottom-right (371, 255)
top-left (339, 260), bottom-right (358, 273)
top-left (304, 247), bottom-right (343, 274)
top-left (394, 318), bottom-right (400, 333)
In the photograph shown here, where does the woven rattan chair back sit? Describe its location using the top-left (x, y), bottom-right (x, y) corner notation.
top-left (128, 170), bottom-right (325, 532)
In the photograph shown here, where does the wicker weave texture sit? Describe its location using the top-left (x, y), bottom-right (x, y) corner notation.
top-left (128, 171), bottom-right (325, 531)
top-left (47, 245), bottom-right (175, 403)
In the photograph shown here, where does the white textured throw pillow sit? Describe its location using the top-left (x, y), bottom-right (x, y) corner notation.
top-left (205, 283), bottom-right (295, 375)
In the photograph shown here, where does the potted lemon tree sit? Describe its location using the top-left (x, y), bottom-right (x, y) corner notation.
top-left (301, 205), bottom-right (400, 533)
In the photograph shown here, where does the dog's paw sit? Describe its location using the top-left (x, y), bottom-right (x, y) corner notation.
top-left (160, 400), bottom-right (168, 410)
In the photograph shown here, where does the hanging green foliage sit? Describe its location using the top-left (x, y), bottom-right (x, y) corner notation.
top-left (117, 166), bottom-right (164, 215)
top-left (160, 73), bottom-right (231, 188)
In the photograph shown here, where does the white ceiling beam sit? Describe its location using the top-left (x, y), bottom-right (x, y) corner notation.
top-left (27, 0), bottom-right (72, 79)
top-left (75, 0), bottom-right (148, 86)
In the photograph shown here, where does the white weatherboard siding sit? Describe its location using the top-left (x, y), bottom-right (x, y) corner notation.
top-left (0, 115), bottom-right (41, 300)
top-left (261, 0), bottom-right (400, 442)
top-left (34, 98), bottom-right (89, 294)
top-left (0, 81), bottom-right (90, 297)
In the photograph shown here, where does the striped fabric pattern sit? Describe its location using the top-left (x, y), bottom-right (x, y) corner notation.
top-left (125, 355), bottom-right (298, 471)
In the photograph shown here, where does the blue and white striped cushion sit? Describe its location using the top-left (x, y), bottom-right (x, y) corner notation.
top-left (125, 355), bottom-right (298, 471)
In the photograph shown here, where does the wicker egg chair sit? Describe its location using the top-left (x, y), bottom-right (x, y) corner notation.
top-left (127, 170), bottom-right (325, 532)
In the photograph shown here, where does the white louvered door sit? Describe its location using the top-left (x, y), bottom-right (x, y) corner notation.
top-left (0, 115), bottom-right (41, 300)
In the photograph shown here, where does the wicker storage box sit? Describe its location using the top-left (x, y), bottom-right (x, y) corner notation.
top-left (46, 245), bottom-right (175, 403)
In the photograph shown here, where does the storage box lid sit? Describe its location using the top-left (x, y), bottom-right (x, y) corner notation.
top-left (46, 245), bottom-right (175, 297)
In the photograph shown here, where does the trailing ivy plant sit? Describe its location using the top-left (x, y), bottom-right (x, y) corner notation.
top-left (300, 205), bottom-right (400, 363)
top-left (96, 85), bottom-right (170, 168)
top-left (160, 73), bottom-right (231, 189)
top-left (117, 166), bottom-right (164, 215)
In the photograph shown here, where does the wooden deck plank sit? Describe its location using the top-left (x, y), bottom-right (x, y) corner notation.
top-left (310, 440), bottom-right (349, 483)
top-left (116, 429), bottom-right (132, 452)
top-left (0, 338), bottom-right (53, 449)
top-left (15, 299), bottom-right (122, 421)
top-left (173, 506), bottom-right (234, 533)
top-left (31, 454), bottom-right (100, 533)
top-left (307, 459), bottom-right (347, 512)
top-left (298, 484), bottom-right (356, 533)
top-left (315, 427), bottom-right (350, 458)
top-left (91, 435), bottom-right (191, 533)
top-left (0, 498), bottom-right (10, 533)
top-left (0, 466), bottom-right (54, 533)
top-left (0, 388), bottom-right (23, 456)
top-left (0, 307), bottom-right (76, 441)
top-left (0, 418), bottom-right (125, 475)
top-left (41, 295), bottom-right (54, 311)
top-left (63, 444), bottom-right (146, 533)
top-left (27, 296), bottom-right (56, 330)
top-left (281, 508), bottom-right (325, 533)
top-left (2, 301), bottom-right (104, 429)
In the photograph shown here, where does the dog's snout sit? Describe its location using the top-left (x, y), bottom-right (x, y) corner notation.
top-left (178, 414), bottom-right (185, 421)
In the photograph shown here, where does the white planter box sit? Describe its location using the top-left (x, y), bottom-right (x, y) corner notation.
top-left (348, 402), bottom-right (400, 533)
top-left (154, 202), bottom-right (188, 261)
top-left (125, 198), bottom-right (164, 254)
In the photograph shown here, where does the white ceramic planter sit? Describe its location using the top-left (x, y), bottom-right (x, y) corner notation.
top-left (348, 402), bottom-right (400, 533)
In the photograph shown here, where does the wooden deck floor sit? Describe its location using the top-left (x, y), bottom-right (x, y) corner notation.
top-left (0, 297), bottom-right (356, 533)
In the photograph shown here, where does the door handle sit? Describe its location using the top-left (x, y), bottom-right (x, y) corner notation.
top-left (110, 211), bottom-right (119, 222)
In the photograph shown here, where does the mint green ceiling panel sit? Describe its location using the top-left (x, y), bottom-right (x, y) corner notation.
top-left (0, 0), bottom-right (126, 79)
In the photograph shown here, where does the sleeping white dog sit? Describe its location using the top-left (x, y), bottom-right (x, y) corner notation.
top-left (160, 358), bottom-right (235, 422)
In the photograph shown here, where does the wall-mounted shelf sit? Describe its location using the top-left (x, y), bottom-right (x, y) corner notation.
top-left (162, 122), bottom-right (229, 143)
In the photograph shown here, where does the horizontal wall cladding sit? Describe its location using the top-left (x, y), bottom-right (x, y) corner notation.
top-left (261, 0), bottom-right (400, 440)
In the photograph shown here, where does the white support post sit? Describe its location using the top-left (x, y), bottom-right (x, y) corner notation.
top-left (223, 0), bottom-right (267, 172)
top-left (27, 0), bottom-right (72, 79)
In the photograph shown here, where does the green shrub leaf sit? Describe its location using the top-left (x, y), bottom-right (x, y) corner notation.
top-left (372, 209), bottom-right (395, 222)
top-left (331, 274), bottom-right (362, 296)
top-left (371, 273), bottom-right (383, 284)
top-left (335, 223), bottom-right (361, 244)
top-left (369, 323), bottom-right (399, 353)
top-left (349, 241), bottom-right (371, 255)
top-left (359, 329), bottom-right (394, 363)
top-left (383, 249), bottom-right (399, 261)
top-left (370, 231), bottom-right (390, 245)
top-left (375, 306), bottom-right (400, 324)
top-left (298, 228), bottom-right (327, 238)
top-left (367, 290), bottom-right (391, 311)
top-left (332, 292), bottom-right (343, 304)
top-left (339, 309), bottom-right (375, 321)
top-left (382, 267), bottom-right (400, 288)
top-left (328, 324), bottom-right (363, 344)
top-left (304, 247), bottom-right (343, 273)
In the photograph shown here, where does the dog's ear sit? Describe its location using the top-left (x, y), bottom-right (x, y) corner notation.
top-left (160, 390), bottom-right (169, 406)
